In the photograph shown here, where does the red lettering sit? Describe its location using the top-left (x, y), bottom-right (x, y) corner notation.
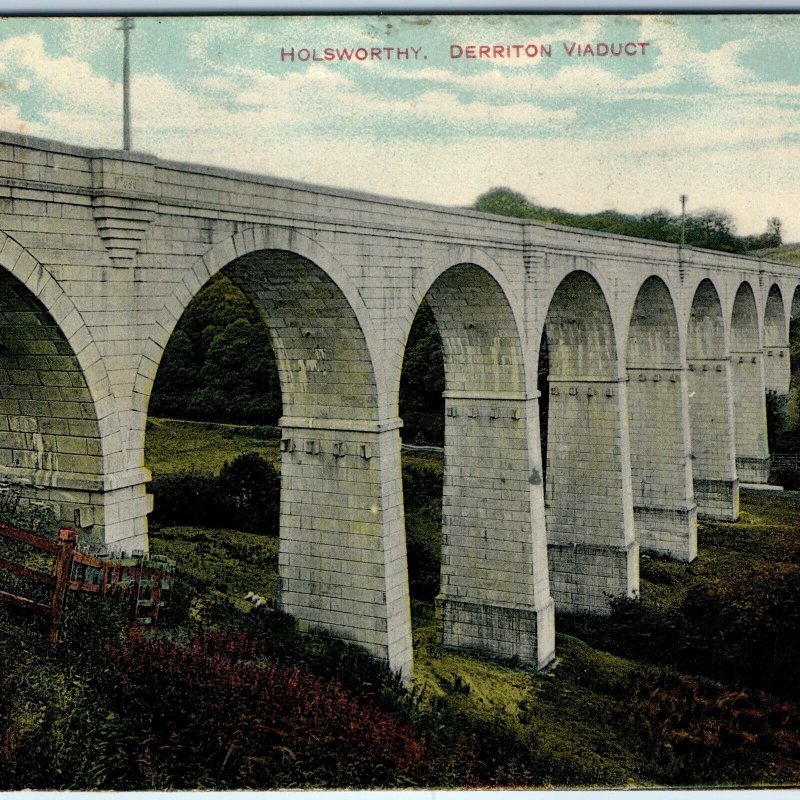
top-left (625, 42), bottom-right (637, 55)
top-left (493, 45), bottom-right (504, 58)
top-left (370, 47), bottom-right (381, 59)
top-left (355, 48), bottom-right (368, 60)
top-left (450, 44), bottom-right (463, 58)
top-left (298, 48), bottom-right (310, 61)
top-left (465, 45), bottom-right (476, 58)
top-left (479, 45), bottom-right (490, 58)
top-left (280, 47), bottom-right (294, 62)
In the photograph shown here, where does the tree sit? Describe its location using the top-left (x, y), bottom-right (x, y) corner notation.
top-left (473, 187), bottom-right (535, 219)
top-left (766, 217), bottom-right (783, 248)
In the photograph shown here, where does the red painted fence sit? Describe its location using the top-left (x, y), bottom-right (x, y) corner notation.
top-left (0, 521), bottom-right (175, 642)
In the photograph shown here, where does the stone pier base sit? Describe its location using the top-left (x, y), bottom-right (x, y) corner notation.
top-left (736, 455), bottom-right (771, 485)
top-left (547, 541), bottom-right (639, 614)
top-left (435, 595), bottom-right (555, 668)
top-left (694, 478), bottom-right (739, 521)
top-left (634, 504), bottom-right (697, 562)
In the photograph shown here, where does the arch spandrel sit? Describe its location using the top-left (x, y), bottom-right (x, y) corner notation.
top-left (764, 284), bottom-right (787, 348)
top-left (0, 233), bottom-right (121, 475)
top-left (421, 263), bottom-right (526, 397)
top-left (402, 247), bottom-right (530, 398)
top-left (544, 270), bottom-right (619, 381)
top-left (688, 279), bottom-right (727, 360)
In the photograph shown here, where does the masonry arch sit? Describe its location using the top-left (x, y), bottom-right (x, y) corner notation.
top-left (0, 251), bottom-right (128, 552)
top-left (730, 282), bottom-right (770, 484)
top-left (540, 270), bottom-right (637, 614)
top-left (686, 279), bottom-right (738, 520)
top-left (143, 226), bottom-right (412, 679)
top-left (763, 284), bottom-right (790, 396)
top-left (625, 276), bottom-right (696, 561)
top-left (406, 261), bottom-right (553, 668)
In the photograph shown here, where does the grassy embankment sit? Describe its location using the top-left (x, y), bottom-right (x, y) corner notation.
top-left (2, 417), bottom-right (800, 788)
top-left (142, 418), bottom-right (800, 787)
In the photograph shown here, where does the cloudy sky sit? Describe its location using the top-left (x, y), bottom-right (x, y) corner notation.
top-left (0, 14), bottom-right (797, 240)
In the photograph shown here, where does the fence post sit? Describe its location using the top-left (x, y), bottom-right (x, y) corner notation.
top-left (49, 527), bottom-right (77, 644)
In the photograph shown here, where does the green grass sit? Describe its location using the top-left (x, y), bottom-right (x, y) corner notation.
top-left (4, 420), bottom-right (800, 788)
top-left (149, 525), bottom-right (278, 613)
top-left (145, 417), bottom-right (281, 476)
top-left (756, 243), bottom-right (800, 264)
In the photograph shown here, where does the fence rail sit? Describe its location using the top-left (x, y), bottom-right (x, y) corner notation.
top-left (0, 521), bottom-right (175, 642)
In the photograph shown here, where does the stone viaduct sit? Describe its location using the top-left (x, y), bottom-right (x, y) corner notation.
top-left (0, 131), bottom-right (797, 680)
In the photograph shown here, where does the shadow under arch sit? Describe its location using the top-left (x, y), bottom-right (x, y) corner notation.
top-left (686, 278), bottom-right (739, 520)
top-left (0, 264), bottom-right (129, 551)
top-left (406, 261), bottom-right (554, 669)
top-left (626, 276), bottom-right (696, 562)
top-left (730, 282), bottom-right (770, 484)
top-left (540, 270), bottom-right (638, 614)
top-left (763, 284), bottom-right (790, 395)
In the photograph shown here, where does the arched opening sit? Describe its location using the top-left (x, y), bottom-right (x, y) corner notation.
top-left (763, 285), bottom-right (790, 453)
top-left (410, 262), bottom-right (553, 668)
top-left (686, 279), bottom-right (738, 520)
top-left (626, 277), bottom-right (696, 561)
top-left (0, 268), bottom-right (107, 548)
top-left (541, 270), bottom-right (637, 614)
top-left (785, 286), bottom-right (800, 448)
top-left (396, 299), bottom-right (445, 638)
top-left (145, 242), bottom-right (412, 679)
top-left (730, 282), bottom-right (769, 484)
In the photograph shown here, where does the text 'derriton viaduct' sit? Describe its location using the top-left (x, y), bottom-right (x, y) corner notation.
top-left (0, 132), bottom-right (795, 681)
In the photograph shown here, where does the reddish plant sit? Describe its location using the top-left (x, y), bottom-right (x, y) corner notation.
top-left (103, 630), bottom-right (426, 788)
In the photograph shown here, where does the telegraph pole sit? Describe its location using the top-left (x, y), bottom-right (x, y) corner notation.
top-left (680, 194), bottom-right (688, 247)
top-left (678, 194), bottom-right (688, 281)
top-left (117, 16), bottom-right (135, 151)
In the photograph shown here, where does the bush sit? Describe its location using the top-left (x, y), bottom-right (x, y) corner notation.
top-left (150, 453), bottom-right (279, 534)
top-left (97, 631), bottom-right (426, 789)
top-left (219, 452), bottom-right (280, 533)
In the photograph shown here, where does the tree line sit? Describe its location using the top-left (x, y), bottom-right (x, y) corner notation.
top-left (473, 188), bottom-right (783, 254)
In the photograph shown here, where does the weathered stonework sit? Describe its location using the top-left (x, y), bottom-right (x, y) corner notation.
top-left (0, 131), bottom-right (798, 677)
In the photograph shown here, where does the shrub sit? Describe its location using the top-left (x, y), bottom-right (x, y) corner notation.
top-left (219, 452), bottom-right (280, 533)
top-left (150, 469), bottom-right (223, 527)
top-left (150, 453), bottom-right (280, 534)
top-left (97, 631), bottom-right (426, 789)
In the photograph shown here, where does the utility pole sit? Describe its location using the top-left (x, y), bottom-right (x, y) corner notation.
top-left (117, 16), bottom-right (135, 151)
top-left (680, 194), bottom-right (688, 247)
top-left (678, 194), bottom-right (688, 281)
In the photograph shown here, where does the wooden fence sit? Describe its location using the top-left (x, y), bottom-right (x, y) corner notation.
top-left (0, 521), bottom-right (175, 643)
